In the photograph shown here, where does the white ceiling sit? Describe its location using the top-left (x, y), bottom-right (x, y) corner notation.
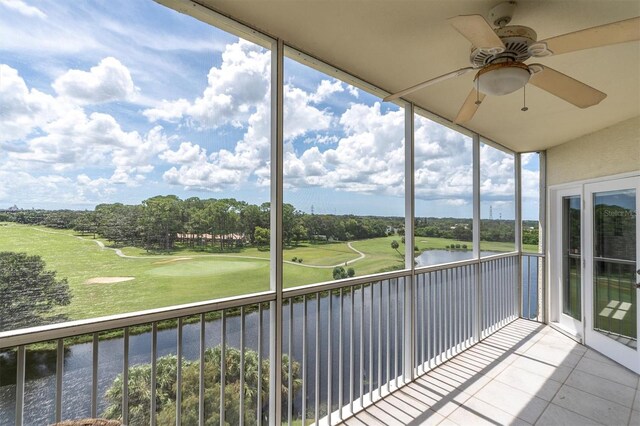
top-left (199, 0), bottom-right (640, 152)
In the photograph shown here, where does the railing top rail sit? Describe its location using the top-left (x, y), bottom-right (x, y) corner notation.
top-left (479, 251), bottom-right (519, 262)
top-left (283, 269), bottom-right (410, 298)
top-left (415, 257), bottom-right (479, 274)
top-left (0, 291), bottom-right (275, 349)
top-left (522, 252), bottom-right (545, 258)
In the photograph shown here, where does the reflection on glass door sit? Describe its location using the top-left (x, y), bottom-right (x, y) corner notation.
top-left (562, 196), bottom-right (581, 321)
top-left (593, 189), bottom-right (637, 348)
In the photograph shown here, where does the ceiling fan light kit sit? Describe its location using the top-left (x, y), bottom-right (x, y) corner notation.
top-left (475, 61), bottom-right (530, 96)
top-left (385, 1), bottom-right (639, 123)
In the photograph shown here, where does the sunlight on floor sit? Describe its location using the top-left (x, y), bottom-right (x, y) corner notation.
top-left (340, 319), bottom-right (640, 426)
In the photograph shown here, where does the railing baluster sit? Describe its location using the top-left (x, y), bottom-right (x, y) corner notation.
top-left (92, 333), bottom-right (98, 419)
top-left (338, 289), bottom-right (343, 418)
top-left (240, 308), bottom-right (245, 426)
top-left (350, 286), bottom-right (355, 414)
top-left (220, 310), bottom-right (226, 425)
top-left (199, 314), bottom-right (205, 426)
top-left (123, 328), bottom-right (129, 425)
top-left (437, 270), bottom-right (443, 363)
top-left (257, 304), bottom-right (263, 426)
top-left (177, 318), bottom-right (183, 426)
top-left (453, 267), bottom-right (458, 353)
top-left (288, 301), bottom-right (293, 426)
top-left (315, 292), bottom-right (320, 426)
top-left (359, 284), bottom-right (364, 408)
top-left (327, 291), bottom-right (333, 423)
top-left (427, 272), bottom-right (438, 369)
top-left (386, 279), bottom-right (391, 394)
top-left (419, 275), bottom-right (424, 373)
top-left (527, 256), bottom-right (533, 319)
top-left (368, 283), bottom-right (373, 400)
top-left (394, 279), bottom-right (399, 388)
top-left (151, 323), bottom-right (157, 426)
top-left (377, 282), bottom-right (382, 399)
top-left (55, 339), bottom-right (63, 423)
top-left (15, 345), bottom-right (25, 426)
top-left (302, 296), bottom-right (307, 425)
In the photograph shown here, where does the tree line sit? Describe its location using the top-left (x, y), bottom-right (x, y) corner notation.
top-left (0, 198), bottom-right (539, 251)
top-left (0, 196), bottom-right (394, 252)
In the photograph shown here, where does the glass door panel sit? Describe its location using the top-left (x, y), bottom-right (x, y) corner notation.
top-left (562, 196), bottom-right (581, 321)
top-left (593, 189), bottom-right (637, 347)
top-left (584, 176), bottom-right (639, 374)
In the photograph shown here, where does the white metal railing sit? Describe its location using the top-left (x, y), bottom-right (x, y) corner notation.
top-left (0, 292), bottom-right (274, 426)
top-left (0, 254), bottom-right (528, 425)
top-left (414, 261), bottom-right (478, 375)
top-left (522, 253), bottom-right (545, 321)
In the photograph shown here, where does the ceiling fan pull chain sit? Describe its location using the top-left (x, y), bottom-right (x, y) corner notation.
top-left (521, 85), bottom-right (529, 111)
top-left (475, 76), bottom-right (482, 105)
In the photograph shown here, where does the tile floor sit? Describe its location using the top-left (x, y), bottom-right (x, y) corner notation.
top-left (340, 319), bottom-right (640, 425)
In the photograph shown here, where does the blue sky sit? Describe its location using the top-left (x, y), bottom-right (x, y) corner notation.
top-left (0, 0), bottom-right (539, 219)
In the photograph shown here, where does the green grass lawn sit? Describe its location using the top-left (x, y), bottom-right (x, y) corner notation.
top-left (0, 223), bottom-right (534, 322)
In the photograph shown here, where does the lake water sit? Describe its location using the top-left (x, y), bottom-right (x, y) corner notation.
top-left (0, 250), bottom-right (538, 425)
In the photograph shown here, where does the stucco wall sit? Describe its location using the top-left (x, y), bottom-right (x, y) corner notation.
top-left (546, 116), bottom-right (640, 186)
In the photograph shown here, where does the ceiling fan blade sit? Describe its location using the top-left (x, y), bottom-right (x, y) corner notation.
top-left (454, 88), bottom-right (486, 124)
top-left (383, 67), bottom-right (475, 102)
top-left (528, 64), bottom-right (606, 108)
top-left (448, 15), bottom-right (506, 52)
top-left (539, 16), bottom-right (640, 56)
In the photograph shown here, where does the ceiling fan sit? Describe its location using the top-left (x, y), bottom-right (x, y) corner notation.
top-left (383, 1), bottom-right (640, 123)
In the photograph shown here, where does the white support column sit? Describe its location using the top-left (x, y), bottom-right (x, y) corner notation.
top-left (269, 38), bottom-right (284, 426)
top-left (472, 134), bottom-right (482, 341)
top-left (403, 103), bottom-right (415, 382)
top-left (515, 153), bottom-right (522, 317)
top-left (538, 151), bottom-right (547, 323)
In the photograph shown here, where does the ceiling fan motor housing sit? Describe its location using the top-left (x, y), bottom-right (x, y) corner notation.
top-left (470, 25), bottom-right (537, 66)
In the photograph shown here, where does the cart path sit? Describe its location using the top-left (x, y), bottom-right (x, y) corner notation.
top-left (30, 226), bottom-right (367, 269)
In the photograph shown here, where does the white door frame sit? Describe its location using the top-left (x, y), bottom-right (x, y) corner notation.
top-left (583, 176), bottom-right (639, 373)
top-left (549, 186), bottom-right (583, 339)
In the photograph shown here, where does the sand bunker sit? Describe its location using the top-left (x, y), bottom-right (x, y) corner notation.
top-left (153, 257), bottom-right (193, 265)
top-left (86, 277), bottom-right (135, 284)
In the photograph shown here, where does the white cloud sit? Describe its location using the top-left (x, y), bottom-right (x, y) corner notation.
top-left (347, 85), bottom-right (359, 98)
top-left (1, 0), bottom-right (46, 19)
top-left (309, 79), bottom-right (344, 103)
top-left (480, 143), bottom-right (515, 199)
top-left (159, 142), bottom-right (207, 164)
top-left (144, 40), bottom-right (270, 128)
top-left (152, 42), bottom-right (340, 192)
top-left (2, 64), bottom-right (166, 187)
top-left (0, 64), bottom-right (66, 142)
top-left (284, 102), bottom-right (405, 197)
top-left (413, 115), bottom-right (473, 205)
top-left (53, 57), bottom-right (138, 104)
top-left (0, 170), bottom-right (81, 206)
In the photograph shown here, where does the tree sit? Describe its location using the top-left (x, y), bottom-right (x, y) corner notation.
top-left (0, 252), bottom-right (72, 331)
top-left (140, 196), bottom-right (184, 252)
top-left (391, 240), bottom-right (400, 254)
top-left (347, 267), bottom-right (355, 277)
top-left (254, 226), bottom-right (270, 248)
top-left (332, 266), bottom-right (348, 280)
top-left (103, 346), bottom-right (301, 425)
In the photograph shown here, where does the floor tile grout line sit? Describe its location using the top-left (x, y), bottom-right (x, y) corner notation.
top-left (530, 339), bottom-right (586, 425)
top-left (628, 387), bottom-right (640, 426)
top-left (561, 368), bottom-right (638, 407)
